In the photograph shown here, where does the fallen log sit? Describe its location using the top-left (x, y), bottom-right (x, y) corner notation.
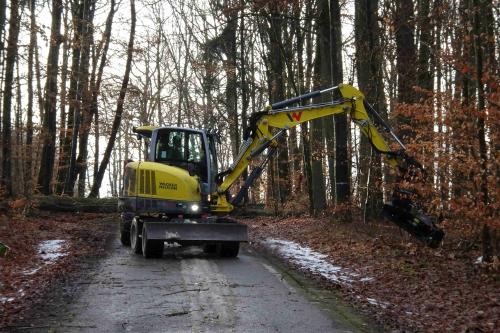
top-left (34, 196), bottom-right (118, 213)
top-left (232, 204), bottom-right (274, 217)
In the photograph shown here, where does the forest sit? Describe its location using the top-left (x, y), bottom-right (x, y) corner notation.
top-left (0, 0), bottom-right (499, 330)
top-left (0, 0), bottom-right (498, 253)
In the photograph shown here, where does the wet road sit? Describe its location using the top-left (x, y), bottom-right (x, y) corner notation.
top-left (9, 236), bottom-right (376, 333)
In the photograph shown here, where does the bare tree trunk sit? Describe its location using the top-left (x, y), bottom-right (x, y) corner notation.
top-left (34, 29), bottom-right (44, 118)
top-left (76, 0), bottom-right (96, 196)
top-left (417, 0), bottom-right (435, 179)
top-left (452, 0), bottom-right (476, 198)
top-left (38, 0), bottom-right (63, 195)
top-left (286, 1), bottom-right (303, 195)
top-left (56, 3), bottom-right (70, 194)
top-left (155, 18), bottom-right (162, 125)
top-left (302, 0), bottom-right (315, 214)
top-left (435, 25), bottom-right (445, 205)
top-left (248, 28), bottom-right (260, 204)
top-left (0, 0), bottom-right (6, 71)
top-left (416, 0), bottom-right (433, 93)
top-left (14, 60), bottom-right (24, 195)
top-left (1, 0), bottom-right (20, 196)
top-left (94, 107), bottom-right (99, 185)
top-left (268, 4), bottom-right (290, 205)
top-left (316, 0), bottom-right (334, 204)
top-left (310, 28), bottom-right (327, 215)
top-left (91, 0), bottom-right (118, 186)
top-left (89, 0), bottom-right (136, 198)
top-left (395, 0), bottom-right (417, 104)
top-left (32, 18), bottom-right (44, 180)
top-left (62, 0), bottom-right (85, 195)
top-left (482, 0), bottom-right (498, 211)
top-left (329, 0), bottom-right (349, 206)
top-left (25, 0), bottom-right (37, 195)
top-left (223, 11), bottom-right (239, 160)
top-left (0, 0), bottom-right (6, 142)
top-left (239, 2), bottom-right (250, 204)
top-left (109, 147), bottom-right (115, 197)
top-left (355, 0), bottom-right (385, 218)
top-left (473, 0), bottom-right (489, 205)
top-left (433, 0), bottom-right (447, 206)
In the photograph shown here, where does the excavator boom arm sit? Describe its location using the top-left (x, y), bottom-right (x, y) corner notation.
top-left (217, 84), bottom-right (400, 196)
top-left (211, 83), bottom-right (444, 247)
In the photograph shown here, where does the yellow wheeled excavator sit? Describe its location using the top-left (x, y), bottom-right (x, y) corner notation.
top-left (118, 84), bottom-right (444, 258)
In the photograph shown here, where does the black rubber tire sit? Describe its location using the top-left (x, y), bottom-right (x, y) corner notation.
top-left (213, 217), bottom-right (240, 257)
top-left (130, 218), bottom-right (142, 254)
top-left (203, 243), bottom-right (217, 254)
top-left (217, 242), bottom-right (240, 258)
top-left (120, 218), bottom-right (131, 246)
top-left (142, 225), bottom-right (164, 258)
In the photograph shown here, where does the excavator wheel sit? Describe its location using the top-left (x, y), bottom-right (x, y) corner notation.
top-left (130, 217), bottom-right (142, 255)
top-left (120, 217), bottom-right (131, 246)
top-left (217, 242), bottom-right (240, 258)
top-left (203, 243), bottom-right (217, 254)
top-left (142, 224), bottom-right (164, 258)
top-left (213, 217), bottom-right (241, 257)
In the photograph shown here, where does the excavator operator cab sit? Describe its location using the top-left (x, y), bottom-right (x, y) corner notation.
top-left (147, 127), bottom-right (218, 197)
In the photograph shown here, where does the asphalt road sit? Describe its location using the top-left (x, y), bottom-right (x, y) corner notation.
top-left (8, 234), bottom-right (377, 333)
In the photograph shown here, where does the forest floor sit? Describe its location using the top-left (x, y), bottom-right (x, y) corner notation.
top-left (0, 209), bottom-right (498, 332)
top-left (244, 215), bottom-right (499, 332)
top-left (0, 210), bottom-right (116, 328)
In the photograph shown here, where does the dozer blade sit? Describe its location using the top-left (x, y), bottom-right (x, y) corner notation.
top-left (143, 222), bottom-right (248, 242)
top-left (383, 203), bottom-right (444, 248)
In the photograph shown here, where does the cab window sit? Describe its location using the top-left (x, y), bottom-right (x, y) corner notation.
top-left (156, 130), bottom-right (186, 161)
top-left (155, 130), bottom-right (205, 164)
top-left (188, 134), bottom-right (203, 162)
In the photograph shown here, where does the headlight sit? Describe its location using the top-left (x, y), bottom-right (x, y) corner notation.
top-left (190, 204), bottom-right (200, 213)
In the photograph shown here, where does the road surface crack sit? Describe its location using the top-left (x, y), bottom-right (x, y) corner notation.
top-left (162, 288), bottom-right (209, 296)
top-left (165, 310), bottom-right (190, 317)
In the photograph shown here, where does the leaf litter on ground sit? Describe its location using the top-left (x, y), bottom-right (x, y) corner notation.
top-left (243, 215), bottom-right (499, 333)
top-left (0, 211), bottom-right (115, 327)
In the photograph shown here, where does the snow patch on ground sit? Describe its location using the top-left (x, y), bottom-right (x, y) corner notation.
top-left (264, 238), bottom-right (372, 286)
top-left (359, 277), bottom-right (374, 282)
top-left (263, 238), bottom-right (390, 310)
top-left (0, 297), bottom-right (15, 304)
top-left (0, 289), bottom-right (27, 305)
top-left (39, 240), bottom-right (67, 261)
top-left (2, 240), bottom-right (69, 307)
top-left (356, 295), bottom-right (391, 309)
top-left (22, 240), bottom-right (67, 276)
top-left (23, 267), bottom-right (41, 275)
top-left (366, 297), bottom-right (389, 309)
